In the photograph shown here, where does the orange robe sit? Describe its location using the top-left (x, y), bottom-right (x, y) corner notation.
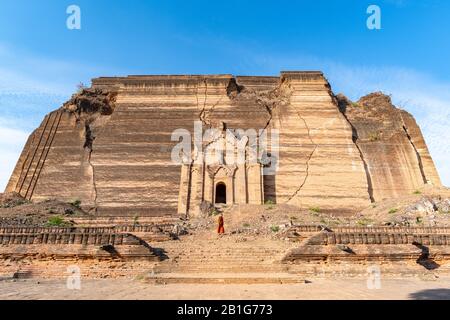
top-left (217, 216), bottom-right (225, 234)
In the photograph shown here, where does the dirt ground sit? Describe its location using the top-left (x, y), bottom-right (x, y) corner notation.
top-left (173, 185), bottom-right (450, 239)
top-left (1, 277), bottom-right (450, 300)
top-left (2, 185), bottom-right (450, 231)
top-left (0, 192), bottom-right (92, 226)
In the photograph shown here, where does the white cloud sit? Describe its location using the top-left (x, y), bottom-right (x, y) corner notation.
top-left (0, 43), bottom-right (110, 192)
top-left (0, 126), bottom-right (29, 148)
top-left (0, 125), bottom-right (28, 191)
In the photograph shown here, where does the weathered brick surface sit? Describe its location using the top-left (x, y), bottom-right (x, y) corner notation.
top-left (5, 73), bottom-right (440, 216)
top-left (307, 232), bottom-right (450, 245)
top-left (0, 224), bottom-right (175, 234)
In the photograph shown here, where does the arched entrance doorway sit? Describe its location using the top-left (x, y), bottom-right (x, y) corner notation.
top-left (215, 182), bottom-right (227, 204)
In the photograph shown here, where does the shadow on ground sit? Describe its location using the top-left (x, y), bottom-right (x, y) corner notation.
top-left (409, 289), bottom-right (450, 300)
top-left (152, 247), bottom-right (169, 260)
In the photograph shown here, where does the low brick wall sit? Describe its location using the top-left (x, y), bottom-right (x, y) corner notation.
top-left (0, 233), bottom-right (142, 246)
top-left (331, 226), bottom-right (450, 234)
top-left (287, 225), bottom-right (326, 232)
top-left (0, 224), bottom-right (174, 235)
top-left (308, 232), bottom-right (450, 246)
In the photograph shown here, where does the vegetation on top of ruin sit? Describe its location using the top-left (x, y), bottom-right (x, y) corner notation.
top-left (0, 192), bottom-right (30, 208)
top-left (62, 86), bottom-right (117, 116)
top-left (0, 193), bottom-right (92, 227)
top-left (368, 132), bottom-right (380, 142)
top-left (46, 216), bottom-right (69, 227)
top-left (309, 206), bottom-right (321, 214)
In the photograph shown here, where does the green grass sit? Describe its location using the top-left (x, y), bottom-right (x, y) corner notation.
top-left (265, 199), bottom-right (275, 210)
top-left (413, 190), bottom-right (422, 195)
top-left (46, 216), bottom-right (66, 227)
top-left (357, 218), bottom-right (373, 226)
top-left (388, 208), bottom-right (398, 214)
top-left (242, 223), bottom-right (250, 228)
top-left (309, 206), bottom-right (321, 214)
top-left (270, 225), bottom-right (280, 233)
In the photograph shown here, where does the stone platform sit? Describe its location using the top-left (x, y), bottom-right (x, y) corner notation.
top-left (2, 223), bottom-right (450, 282)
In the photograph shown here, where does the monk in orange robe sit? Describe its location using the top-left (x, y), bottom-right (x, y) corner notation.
top-left (217, 214), bottom-right (225, 234)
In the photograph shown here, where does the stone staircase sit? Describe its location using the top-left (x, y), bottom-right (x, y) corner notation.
top-left (144, 235), bottom-right (306, 284)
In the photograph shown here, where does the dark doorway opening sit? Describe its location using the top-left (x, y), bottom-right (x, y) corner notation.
top-left (215, 183), bottom-right (227, 204)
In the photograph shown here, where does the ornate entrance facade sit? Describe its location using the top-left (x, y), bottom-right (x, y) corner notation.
top-left (177, 128), bottom-right (264, 216)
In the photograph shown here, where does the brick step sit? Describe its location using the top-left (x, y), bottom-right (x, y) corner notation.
top-left (144, 273), bottom-right (306, 284)
top-left (162, 262), bottom-right (280, 265)
top-left (167, 251), bottom-right (284, 255)
top-left (166, 260), bottom-right (280, 264)
top-left (154, 265), bottom-right (289, 273)
top-left (169, 256), bottom-right (279, 260)
top-left (157, 264), bottom-right (286, 268)
top-left (166, 259), bottom-right (282, 264)
top-left (155, 269), bottom-right (289, 274)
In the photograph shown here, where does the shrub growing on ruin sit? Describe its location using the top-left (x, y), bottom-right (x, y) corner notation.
top-left (357, 218), bottom-right (373, 226)
top-left (265, 199), bottom-right (275, 210)
top-left (309, 206), bottom-right (321, 214)
top-left (69, 199), bottom-right (82, 209)
top-left (46, 216), bottom-right (66, 227)
top-left (368, 132), bottom-right (380, 142)
top-left (64, 208), bottom-right (75, 215)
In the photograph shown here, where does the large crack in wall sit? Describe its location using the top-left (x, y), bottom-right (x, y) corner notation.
top-left (398, 110), bottom-right (428, 185)
top-left (83, 121), bottom-right (98, 213)
top-left (235, 80), bottom-right (292, 181)
top-left (335, 94), bottom-right (375, 203)
top-left (187, 77), bottom-right (291, 212)
top-left (187, 78), bottom-right (227, 216)
top-left (401, 123), bottom-right (428, 184)
top-left (346, 116), bottom-right (375, 203)
top-left (286, 113), bottom-right (318, 204)
top-left (63, 88), bottom-right (117, 213)
top-left (250, 82), bottom-right (291, 136)
top-left (198, 78), bottom-right (208, 126)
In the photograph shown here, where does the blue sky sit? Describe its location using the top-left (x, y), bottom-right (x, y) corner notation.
top-left (0, 0), bottom-right (449, 189)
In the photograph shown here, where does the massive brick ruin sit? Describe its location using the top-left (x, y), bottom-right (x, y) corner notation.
top-left (4, 71), bottom-right (441, 218)
top-left (1, 71), bottom-right (448, 283)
